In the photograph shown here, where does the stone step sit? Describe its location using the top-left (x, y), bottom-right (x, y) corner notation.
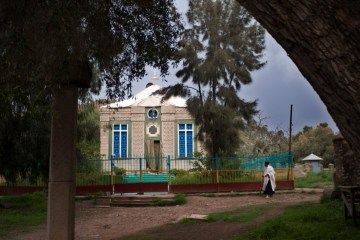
top-left (96, 194), bottom-right (176, 207)
top-left (110, 201), bottom-right (154, 207)
top-left (95, 196), bottom-right (111, 207)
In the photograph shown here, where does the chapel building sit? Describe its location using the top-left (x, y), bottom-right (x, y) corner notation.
top-left (99, 83), bottom-right (201, 168)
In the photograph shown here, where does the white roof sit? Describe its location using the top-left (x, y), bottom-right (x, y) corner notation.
top-left (103, 84), bottom-right (187, 109)
top-left (302, 153), bottom-right (323, 161)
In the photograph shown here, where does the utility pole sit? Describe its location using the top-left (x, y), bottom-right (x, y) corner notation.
top-left (287, 104), bottom-right (293, 180)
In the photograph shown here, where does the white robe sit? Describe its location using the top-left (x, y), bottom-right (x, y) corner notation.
top-left (262, 165), bottom-right (276, 191)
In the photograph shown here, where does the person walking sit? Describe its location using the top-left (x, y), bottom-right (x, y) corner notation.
top-left (262, 161), bottom-right (276, 198)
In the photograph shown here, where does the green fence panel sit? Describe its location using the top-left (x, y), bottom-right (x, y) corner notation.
top-left (0, 152), bottom-right (294, 187)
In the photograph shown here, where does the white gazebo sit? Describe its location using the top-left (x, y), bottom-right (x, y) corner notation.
top-left (302, 153), bottom-right (323, 173)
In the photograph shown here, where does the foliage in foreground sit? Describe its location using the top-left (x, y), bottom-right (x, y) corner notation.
top-left (0, 192), bottom-right (47, 238)
top-left (151, 194), bottom-right (186, 206)
top-left (235, 199), bottom-right (360, 240)
top-left (294, 171), bottom-right (334, 188)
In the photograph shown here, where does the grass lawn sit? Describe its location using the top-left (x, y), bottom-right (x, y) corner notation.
top-left (0, 191), bottom-right (47, 238)
top-left (207, 204), bottom-right (273, 222)
top-left (294, 171), bottom-right (334, 188)
top-left (233, 198), bottom-right (360, 240)
top-left (0, 170), bottom-right (340, 239)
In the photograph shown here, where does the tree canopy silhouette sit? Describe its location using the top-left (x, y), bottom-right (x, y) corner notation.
top-left (0, 0), bottom-right (183, 182)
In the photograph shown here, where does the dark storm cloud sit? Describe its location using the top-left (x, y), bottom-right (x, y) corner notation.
top-left (241, 33), bottom-right (338, 133)
top-left (130, 1), bottom-right (339, 135)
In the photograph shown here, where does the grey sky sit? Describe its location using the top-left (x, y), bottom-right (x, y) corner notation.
top-left (128, 1), bottom-right (338, 134)
top-left (241, 33), bottom-right (338, 133)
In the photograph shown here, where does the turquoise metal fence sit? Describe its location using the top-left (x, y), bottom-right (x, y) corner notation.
top-left (76, 152), bottom-right (294, 185)
top-left (168, 152), bottom-right (294, 171)
top-left (168, 152), bottom-right (294, 184)
top-left (1, 152), bottom-right (294, 187)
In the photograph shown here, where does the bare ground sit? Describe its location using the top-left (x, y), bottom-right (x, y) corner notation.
top-left (7, 191), bottom-right (322, 240)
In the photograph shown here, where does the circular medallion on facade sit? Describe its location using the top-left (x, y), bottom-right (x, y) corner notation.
top-left (146, 123), bottom-right (160, 137)
top-left (148, 109), bottom-right (158, 119)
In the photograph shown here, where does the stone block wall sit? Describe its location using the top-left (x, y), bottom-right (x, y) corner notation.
top-left (100, 105), bottom-right (202, 159)
top-left (161, 106), bottom-right (176, 157)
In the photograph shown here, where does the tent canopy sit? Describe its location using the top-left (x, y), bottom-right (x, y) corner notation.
top-left (302, 153), bottom-right (323, 161)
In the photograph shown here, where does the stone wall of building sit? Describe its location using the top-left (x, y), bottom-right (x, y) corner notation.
top-left (175, 108), bottom-right (192, 119)
top-left (131, 107), bottom-right (145, 157)
top-left (99, 109), bottom-right (110, 158)
top-left (161, 106), bottom-right (176, 157)
top-left (333, 135), bottom-right (360, 186)
top-left (99, 107), bottom-right (132, 157)
top-left (100, 104), bottom-right (202, 159)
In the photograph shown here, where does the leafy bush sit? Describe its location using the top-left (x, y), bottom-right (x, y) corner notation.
top-left (76, 172), bottom-right (105, 185)
top-left (170, 171), bottom-right (212, 184)
top-left (114, 167), bottom-right (126, 175)
top-left (218, 170), bottom-right (259, 183)
top-left (169, 169), bottom-right (188, 176)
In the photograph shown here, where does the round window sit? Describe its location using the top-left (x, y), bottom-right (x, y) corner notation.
top-left (148, 109), bottom-right (158, 119)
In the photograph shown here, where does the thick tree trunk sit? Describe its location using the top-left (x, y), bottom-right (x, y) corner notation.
top-left (237, 0), bottom-right (360, 158)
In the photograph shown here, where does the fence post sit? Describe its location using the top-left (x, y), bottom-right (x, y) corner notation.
top-left (216, 155), bottom-right (219, 184)
top-left (110, 155), bottom-right (114, 194)
top-left (167, 155), bottom-right (171, 193)
top-left (290, 152), bottom-right (294, 180)
top-left (139, 157), bottom-right (142, 183)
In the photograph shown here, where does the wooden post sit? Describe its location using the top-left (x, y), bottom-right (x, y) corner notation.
top-left (287, 104), bottom-right (293, 180)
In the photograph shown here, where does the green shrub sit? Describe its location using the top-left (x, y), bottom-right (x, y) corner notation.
top-left (169, 169), bottom-right (188, 176)
top-left (114, 167), bottom-right (126, 175)
top-left (170, 171), bottom-right (212, 184)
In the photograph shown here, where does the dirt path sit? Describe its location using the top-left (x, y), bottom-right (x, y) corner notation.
top-left (7, 191), bottom-right (322, 240)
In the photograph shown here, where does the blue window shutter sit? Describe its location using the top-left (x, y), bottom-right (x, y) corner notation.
top-left (187, 131), bottom-right (193, 157)
top-left (113, 132), bottom-right (120, 157)
top-left (121, 132), bottom-right (127, 157)
top-left (179, 131), bottom-right (185, 158)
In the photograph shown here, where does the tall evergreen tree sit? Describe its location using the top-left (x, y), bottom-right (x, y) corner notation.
top-left (76, 103), bottom-right (101, 173)
top-left (160, 0), bottom-right (266, 156)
